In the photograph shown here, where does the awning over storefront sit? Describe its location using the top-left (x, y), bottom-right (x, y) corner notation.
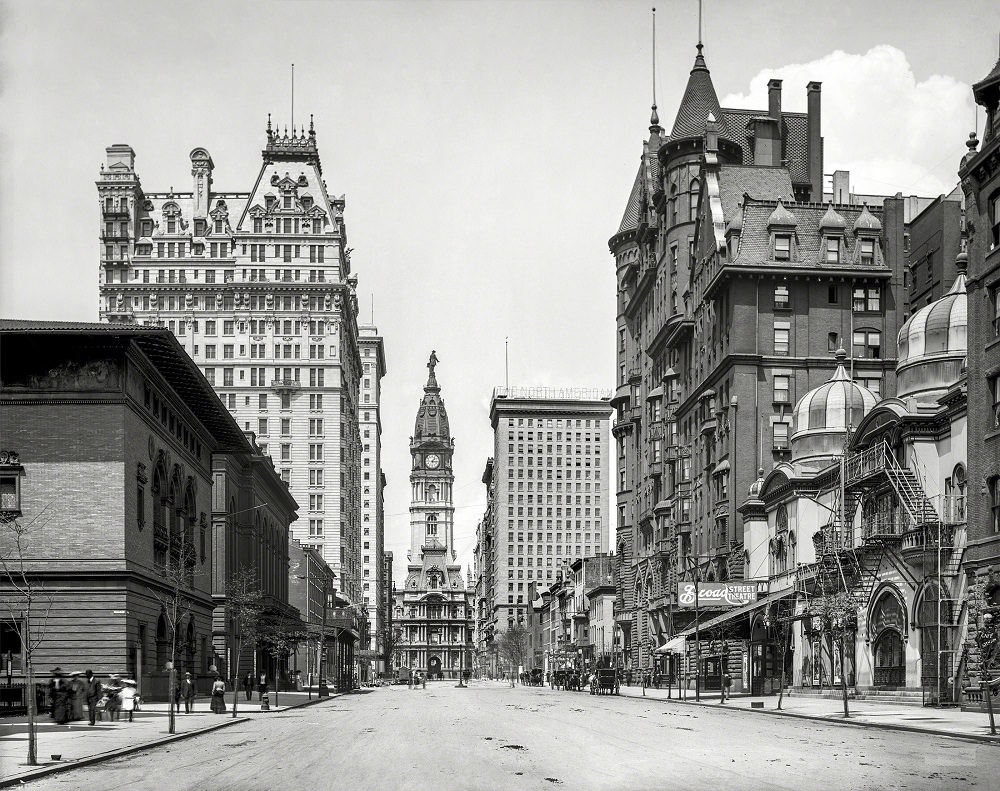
top-left (654, 635), bottom-right (689, 655)
top-left (666, 587), bottom-right (795, 644)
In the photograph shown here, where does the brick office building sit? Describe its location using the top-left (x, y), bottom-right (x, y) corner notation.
top-left (959, 45), bottom-right (1000, 688)
top-left (0, 321), bottom-right (295, 698)
top-left (610, 42), bottom-right (908, 674)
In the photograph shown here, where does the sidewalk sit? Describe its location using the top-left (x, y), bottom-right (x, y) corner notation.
top-left (616, 683), bottom-right (1000, 743)
top-left (0, 690), bottom-right (339, 787)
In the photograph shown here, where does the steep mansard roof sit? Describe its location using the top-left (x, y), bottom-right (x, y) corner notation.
top-left (731, 199), bottom-right (887, 269)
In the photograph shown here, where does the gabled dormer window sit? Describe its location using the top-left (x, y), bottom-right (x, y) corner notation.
top-left (774, 234), bottom-right (791, 260)
top-left (859, 238), bottom-right (875, 267)
top-left (194, 219), bottom-right (206, 237)
top-left (825, 237), bottom-right (840, 263)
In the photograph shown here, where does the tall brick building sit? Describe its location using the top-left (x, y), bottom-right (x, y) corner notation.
top-left (95, 119), bottom-right (372, 607)
top-left (0, 322), bottom-right (294, 697)
top-left (959, 45), bottom-right (1000, 680)
top-left (610, 44), bottom-right (907, 673)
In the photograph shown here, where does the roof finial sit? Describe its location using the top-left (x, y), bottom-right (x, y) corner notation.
top-left (649, 7), bottom-right (660, 131)
top-left (698, 0), bottom-right (703, 49)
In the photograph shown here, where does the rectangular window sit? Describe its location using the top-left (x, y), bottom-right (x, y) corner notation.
top-left (772, 422), bottom-right (790, 450)
top-left (258, 418), bottom-right (268, 435)
top-left (857, 374), bottom-right (882, 398)
top-left (992, 376), bottom-right (1000, 429)
top-left (281, 444), bottom-right (291, 462)
top-left (309, 444), bottom-right (323, 461)
top-left (309, 519), bottom-right (324, 537)
top-left (259, 394), bottom-right (268, 410)
top-left (991, 477), bottom-right (1000, 533)
top-left (773, 375), bottom-right (790, 404)
top-left (205, 320), bottom-right (216, 335)
top-left (223, 368), bottom-right (234, 386)
top-left (774, 284), bottom-right (790, 309)
top-left (825, 237), bottom-right (840, 264)
top-left (853, 330), bottom-right (881, 359)
top-left (828, 332), bottom-right (839, 352)
top-left (774, 321), bottom-right (790, 356)
top-left (992, 285), bottom-right (1000, 338)
top-left (860, 239), bottom-right (875, 267)
top-left (204, 367), bottom-right (215, 385)
top-left (854, 285), bottom-right (881, 312)
top-left (0, 472), bottom-right (21, 514)
top-left (774, 235), bottom-right (791, 260)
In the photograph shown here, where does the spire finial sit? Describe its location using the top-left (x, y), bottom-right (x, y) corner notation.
top-left (649, 7), bottom-right (661, 132)
top-left (698, 0), bottom-right (703, 48)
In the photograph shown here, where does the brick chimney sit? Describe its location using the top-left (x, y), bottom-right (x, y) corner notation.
top-left (807, 82), bottom-right (823, 202)
top-left (768, 79), bottom-right (782, 121)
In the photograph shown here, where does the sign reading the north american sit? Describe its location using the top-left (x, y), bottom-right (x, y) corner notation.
top-left (677, 582), bottom-right (758, 608)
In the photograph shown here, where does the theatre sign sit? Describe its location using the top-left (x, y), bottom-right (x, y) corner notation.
top-left (677, 582), bottom-right (759, 608)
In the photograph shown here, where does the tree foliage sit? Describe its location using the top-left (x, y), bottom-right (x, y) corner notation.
top-left (495, 622), bottom-right (529, 676)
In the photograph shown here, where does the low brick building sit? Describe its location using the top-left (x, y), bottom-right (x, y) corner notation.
top-left (0, 321), bottom-right (294, 699)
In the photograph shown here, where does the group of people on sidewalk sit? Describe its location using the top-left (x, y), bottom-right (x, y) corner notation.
top-left (171, 671), bottom-right (269, 714)
top-left (48, 668), bottom-right (137, 726)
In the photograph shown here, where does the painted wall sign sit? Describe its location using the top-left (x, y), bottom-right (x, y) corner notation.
top-left (677, 582), bottom-right (758, 608)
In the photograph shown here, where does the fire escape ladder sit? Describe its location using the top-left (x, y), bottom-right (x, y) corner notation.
top-left (883, 454), bottom-right (938, 528)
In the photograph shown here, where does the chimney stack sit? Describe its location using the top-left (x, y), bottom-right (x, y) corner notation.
top-left (768, 79), bottom-right (782, 121)
top-left (807, 82), bottom-right (823, 202)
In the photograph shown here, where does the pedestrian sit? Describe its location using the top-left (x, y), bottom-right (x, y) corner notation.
top-left (120, 679), bottom-right (137, 722)
top-left (243, 671), bottom-right (254, 701)
top-left (258, 673), bottom-right (268, 700)
top-left (181, 672), bottom-right (197, 713)
top-left (106, 675), bottom-right (123, 722)
top-left (69, 671), bottom-right (85, 721)
top-left (210, 676), bottom-right (227, 714)
top-left (721, 672), bottom-right (732, 704)
top-left (84, 670), bottom-right (103, 726)
top-left (421, 672), bottom-right (426, 690)
top-left (48, 668), bottom-right (70, 724)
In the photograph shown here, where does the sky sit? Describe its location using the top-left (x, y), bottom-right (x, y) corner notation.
top-left (2, 0), bottom-right (998, 586)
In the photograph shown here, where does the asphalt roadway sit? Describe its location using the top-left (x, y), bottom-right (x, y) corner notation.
top-left (15, 681), bottom-right (1000, 791)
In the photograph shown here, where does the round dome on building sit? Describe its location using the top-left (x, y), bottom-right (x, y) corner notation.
top-left (895, 253), bottom-right (968, 402)
top-left (791, 349), bottom-right (878, 465)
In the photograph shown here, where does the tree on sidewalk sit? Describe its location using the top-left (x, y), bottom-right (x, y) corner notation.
top-left (148, 527), bottom-right (197, 735)
top-left (495, 623), bottom-right (529, 687)
top-left (226, 567), bottom-right (264, 718)
top-left (812, 590), bottom-right (857, 718)
top-left (0, 506), bottom-right (54, 766)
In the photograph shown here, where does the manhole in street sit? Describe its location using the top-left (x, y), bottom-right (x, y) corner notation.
top-left (501, 744), bottom-right (526, 750)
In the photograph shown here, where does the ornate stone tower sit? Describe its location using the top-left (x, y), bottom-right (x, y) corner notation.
top-left (407, 350), bottom-right (456, 564)
top-left (393, 352), bottom-right (473, 680)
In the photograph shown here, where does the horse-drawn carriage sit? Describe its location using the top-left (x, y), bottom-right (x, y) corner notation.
top-left (590, 667), bottom-right (621, 696)
top-left (529, 668), bottom-right (544, 686)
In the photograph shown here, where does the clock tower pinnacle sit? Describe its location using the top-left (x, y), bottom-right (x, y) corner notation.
top-left (408, 351), bottom-right (455, 564)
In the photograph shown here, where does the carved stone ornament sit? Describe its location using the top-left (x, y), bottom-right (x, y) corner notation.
top-left (216, 293), bottom-right (224, 307)
top-left (136, 461), bottom-right (148, 484)
top-left (149, 293), bottom-right (158, 309)
top-left (0, 450), bottom-right (20, 466)
top-left (27, 360), bottom-right (121, 391)
top-left (185, 293), bottom-right (194, 308)
top-left (116, 293), bottom-right (125, 310)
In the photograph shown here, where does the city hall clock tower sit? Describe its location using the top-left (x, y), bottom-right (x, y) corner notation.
top-left (393, 351), bottom-right (473, 680)
top-left (408, 350), bottom-right (456, 562)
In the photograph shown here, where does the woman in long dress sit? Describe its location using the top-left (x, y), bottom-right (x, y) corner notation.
top-left (210, 676), bottom-right (227, 713)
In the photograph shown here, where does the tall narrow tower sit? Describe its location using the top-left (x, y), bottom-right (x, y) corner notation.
top-left (392, 352), bottom-right (473, 680)
top-left (408, 350), bottom-right (456, 562)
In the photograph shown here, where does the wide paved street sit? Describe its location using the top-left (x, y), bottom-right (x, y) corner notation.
top-left (18, 682), bottom-right (1000, 791)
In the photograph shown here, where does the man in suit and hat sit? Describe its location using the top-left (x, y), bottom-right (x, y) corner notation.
top-left (84, 669), bottom-right (103, 726)
top-left (180, 672), bottom-right (197, 713)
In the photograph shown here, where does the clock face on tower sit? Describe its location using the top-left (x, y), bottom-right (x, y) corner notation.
top-left (425, 453), bottom-right (440, 469)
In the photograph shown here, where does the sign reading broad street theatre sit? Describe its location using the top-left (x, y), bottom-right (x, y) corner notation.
top-left (677, 582), bottom-right (758, 608)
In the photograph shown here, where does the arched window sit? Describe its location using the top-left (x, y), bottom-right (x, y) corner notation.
top-left (689, 179), bottom-right (699, 218)
top-left (426, 514), bottom-right (438, 537)
top-left (670, 184), bottom-right (678, 224)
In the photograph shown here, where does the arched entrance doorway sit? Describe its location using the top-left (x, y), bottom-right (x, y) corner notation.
top-left (917, 583), bottom-right (952, 701)
top-left (428, 656), bottom-right (442, 679)
top-left (871, 590), bottom-right (906, 688)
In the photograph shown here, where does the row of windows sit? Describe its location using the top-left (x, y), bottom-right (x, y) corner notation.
top-left (506, 418), bottom-right (602, 429)
top-left (204, 367), bottom-right (327, 387)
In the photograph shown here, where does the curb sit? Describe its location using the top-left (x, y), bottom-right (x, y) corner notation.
top-left (619, 689), bottom-right (1000, 745)
top-left (0, 695), bottom-right (342, 788)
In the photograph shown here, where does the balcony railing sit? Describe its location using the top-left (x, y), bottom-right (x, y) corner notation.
top-left (845, 441), bottom-right (890, 485)
top-left (270, 378), bottom-right (302, 390)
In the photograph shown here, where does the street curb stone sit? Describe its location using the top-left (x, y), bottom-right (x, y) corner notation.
top-left (620, 689), bottom-right (1000, 746)
top-left (0, 694), bottom-right (340, 788)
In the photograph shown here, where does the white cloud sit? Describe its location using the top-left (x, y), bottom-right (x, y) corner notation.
top-left (719, 46), bottom-right (975, 197)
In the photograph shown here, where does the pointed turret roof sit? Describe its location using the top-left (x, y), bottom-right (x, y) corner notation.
top-left (414, 351), bottom-right (451, 442)
top-left (670, 44), bottom-right (724, 140)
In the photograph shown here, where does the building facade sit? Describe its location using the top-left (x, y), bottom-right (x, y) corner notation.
top-left (610, 42), bottom-right (909, 675)
top-left (391, 355), bottom-right (474, 679)
top-left (381, 550), bottom-right (394, 674)
top-left (96, 120), bottom-right (366, 605)
top-left (358, 323), bottom-right (387, 673)
top-left (0, 322), bottom-right (290, 700)
top-left (475, 390), bottom-right (612, 665)
top-left (959, 44), bottom-right (1000, 693)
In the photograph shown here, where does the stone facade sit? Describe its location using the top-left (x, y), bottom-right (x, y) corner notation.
top-left (391, 356), bottom-right (474, 679)
top-left (96, 120), bottom-right (366, 605)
